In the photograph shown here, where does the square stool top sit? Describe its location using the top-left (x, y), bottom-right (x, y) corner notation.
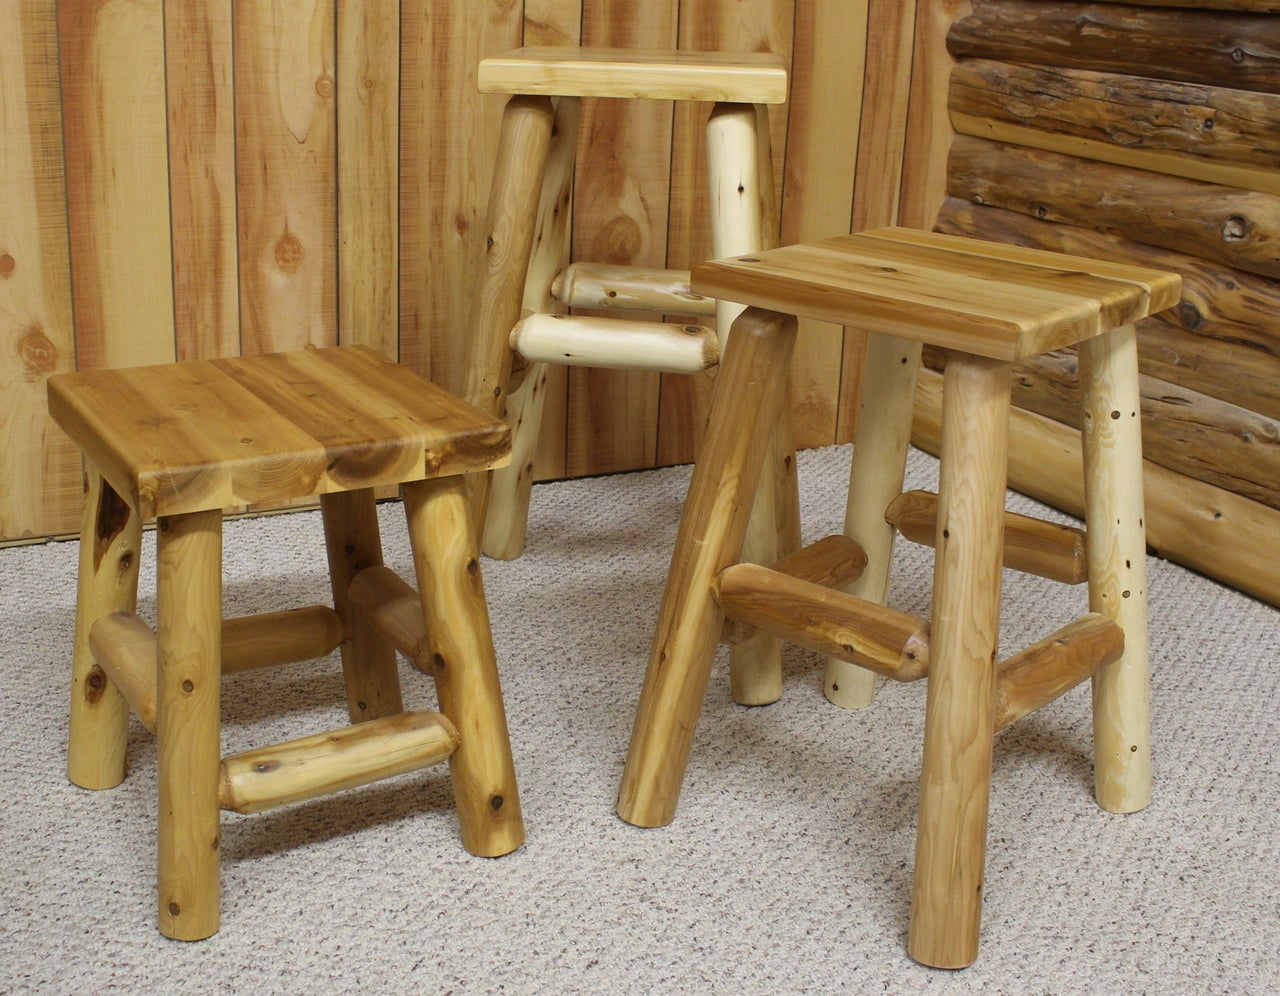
top-left (692, 227), bottom-right (1182, 361)
top-left (478, 47), bottom-right (788, 103)
top-left (48, 345), bottom-right (510, 519)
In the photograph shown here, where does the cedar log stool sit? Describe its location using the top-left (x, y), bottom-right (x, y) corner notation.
top-left (615, 228), bottom-right (1181, 968)
top-left (467, 47), bottom-right (800, 707)
top-left (49, 345), bottom-right (524, 940)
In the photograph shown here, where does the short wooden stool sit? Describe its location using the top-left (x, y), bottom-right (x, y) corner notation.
top-left (615, 228), bottom-right (1181, 968)
top-left (48, 345), bottom-right (524, 940)
top-left (468, 45), bottom-right (799, 709)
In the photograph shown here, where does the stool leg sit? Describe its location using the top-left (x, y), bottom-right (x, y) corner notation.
top-left (708, 101), bottom-right (794, 707)
top-left (1078, 324), bottom-right (1151, 814)
top-left (618, 308), bottom-right (798, 828)
top-left (464, 93), bottom-right (556, 535)
top-left (483, 95), bottom-right (581, 561)
top-left (67, 468), bottom-right (142, 790)
top-left (321, 489), bottom-right (403, 721)
top-left (825, 333), bottom-right (922, 709)
top-left (155, 508), bottom-right (223, 941)
top-left (403, 475), bottom-right (524, 858)
top-left (908, 354), bottom-right (1010, 970)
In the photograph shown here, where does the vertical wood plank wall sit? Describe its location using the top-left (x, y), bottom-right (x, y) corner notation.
top-left (0, 0), bottom-right (910, 543)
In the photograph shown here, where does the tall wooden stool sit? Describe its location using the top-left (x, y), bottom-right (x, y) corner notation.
top-left (467, 46), bottom-right (798, 708)
top-left (615, 228), bottom-right (1181, 968)
top-left (48, 345), bottom-right (524, 940)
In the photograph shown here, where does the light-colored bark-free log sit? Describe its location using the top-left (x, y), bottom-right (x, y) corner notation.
top-left (947, 1), bottom-right (1280, 95)
top-left (67, 470), bottom-right (141, 790)
top-left (913, 367), bottom-right (1280, 610)
top-left (321, 489), bottom-right (402, 721)
top-left (480, 94), bottom-right (580, 560)
top-left (826, 332), bottom-right (922, 709)
top-left (477, 47), bottom-right (788, 103)
top-left (218, 711), bottom-right (460, 815)
top-left (772, 534), bottom-right (869, 590)
top-left (464, 94), bottom-right (555, 531)
top-left (909, 354), bottom-right (1010, 970)
top-left (403, 475), bottom-right (524, 858)
top-left (220, 606), bottom-right (345, 674)
top-left (617, 308), bottom-right (798, 828)
top-left (1078, 326), bottom-right (1152, 815)
top-left (714, 563), bottom-right (929, 681)
top-left (934, 199), bottom-right (1280, 422)
top-left (88, 605), bottom-right (346, 704)
top-left (348, 564), bottom-right (431, 670)
top-left (950, 60), bottom-right (1280, 196)
top-left (155, 508), bottom-right (223, 942)
top-left (994, 613), bottom-right (1124, 733)
top-left (949, 135), bottom-right (1280, 280)
top-left (89, 611), bottom-right (158, 732)
top-left (707, 101), bottom-right (791, 707)
top-left (887, 489), bottom-right (1089, 584)
top-left (551, 263), bottom-right (716, 315)
top-left (511, 314), bottom-right (719, 373)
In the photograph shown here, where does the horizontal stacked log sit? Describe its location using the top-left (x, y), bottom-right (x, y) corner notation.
top-left (939, 0), bottom-right (1280, 607)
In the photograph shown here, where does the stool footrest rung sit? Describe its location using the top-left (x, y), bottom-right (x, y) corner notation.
top-left (348, 565), bottom-right (431, 671)
top-left (714, 563), bottom-right (929, 681)
top-left (887, 490), bottom-right (1089, 584)
top-left (511, 314), bottom-right (719, 374)
top-left (90, 606), bottom-right (349, 732)
top-left (994, 613), bottom-right (1124, 732)
top-left (218, 710), bottom-right (460, 815)
top-left (551, 263), bottom-right (717, 316)
top-left (720, 535), bottom-right (868, 644)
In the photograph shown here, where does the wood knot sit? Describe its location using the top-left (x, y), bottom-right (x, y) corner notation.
top-left (598, 216), bottom-right (643, 264)
top-left (315, 74), bottom-right (335, 98)
top-left (18, 326), bottom-right (58, 381)
top-left (0, 252), bottom-right (15, 278)
top-left (274, 232), bottom-right (305, 273)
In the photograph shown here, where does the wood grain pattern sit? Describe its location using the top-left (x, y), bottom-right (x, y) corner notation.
top-left (692, 228), bottom-right (1179, 361)
top-left (398, 0), bottom-right (521, 386)
top-left (337, 0), bottom-right (399, 358)
top-left (164, 0), bottom-right (239, 361)
top-left (234, 0), bottom-right (337, 355)
top-left (60, 0), bottom-right (176, 370)
top-left (48, 346), bottom-right (511, 518)
top-left (950, 59), bottom-right (1280, 195)
top-left (935, 200), bottom-right (1280, 421)
top-left (0, 0), bottom-right (81, 540)
top-left (950, 1), bottom-right (1280, 95)
top-left (949, 135), bottom-right (1280, 279)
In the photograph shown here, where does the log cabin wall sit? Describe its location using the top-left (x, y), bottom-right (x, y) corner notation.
top-left (0, 0), bottom-right (921, 544)
top-left (901, 0), bottom-right (1280, 606)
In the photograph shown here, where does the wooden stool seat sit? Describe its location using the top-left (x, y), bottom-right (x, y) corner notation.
top-left (49, 345), bottom-right (524, 940)
top-left (693, 227), bottom-right (1181, 358)
top-left (478, 46), bottom-right (788, 102)
top-left (616, 228), bottom-right (1182, 968)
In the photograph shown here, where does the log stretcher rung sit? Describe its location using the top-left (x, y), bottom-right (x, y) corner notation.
top-left (218, 710), bottom-right (460, 815)
top-left (994, 613), bottom-right (1124, 732)
top-left (720, 534), bottom-right (868, 644)
top-left (887, 490), bottom-right (1089, 584)
top-left (348, 565), bottom-right (432, 672)
top-left (551, 262), bottom-right (717, 316)
top-left (510, 314), bottom-right (719, 373)
top-left (714, 562), bottom-right (929, 681)
top-left (89, 606), bottom-right (346, 732)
